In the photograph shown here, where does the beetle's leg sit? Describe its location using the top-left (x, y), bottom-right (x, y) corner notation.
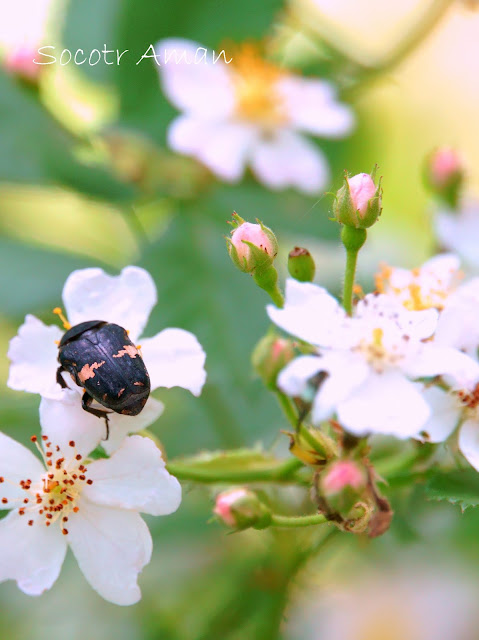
top-left (81, 392), bottom-right (111, 440)
top-left (56, 366), bottom-right (69, 389)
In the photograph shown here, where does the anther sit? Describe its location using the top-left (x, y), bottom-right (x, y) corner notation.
top-left (28, 520), bottom-right (33, 526)
top-left (87, 479), bottom-right (93, 485)
top-left (53, 307), bottom-right (72, 330)
top-left (62, 529), bottom-right (68, 535)
top-left (69, 441), bottom-right (75, 447)
top-left (75, 454), bottom-right (82, 461)
top-left (41, 435), bottom-right (48, 441)
top-left (30, 436), bottom-right (37, 442)
top-left (1, 498), bottom-right (8, 504)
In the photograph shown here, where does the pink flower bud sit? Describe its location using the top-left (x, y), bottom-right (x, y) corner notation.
top-left (321, 460), bottom-right (366, 496)
top-left (229, 222), bottom-right (276, 272)
top-left (214, 489), bottom-right (249, 527)
top-left (429, 147), bottom-right (463, 188)
top-left (252, 334), bottom-right (295, 390)
top-left (348, 173), bottom-right (377, 217)
top-left (4, 47), bottom-right (41, 82)
top-left (214, 488), bottom-right (272, 530)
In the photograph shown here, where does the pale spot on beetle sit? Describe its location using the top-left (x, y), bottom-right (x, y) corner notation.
top-left (78, 361), bottom-right (106, 383)
top-left (134, 381), bottom-right (144, 386)
top-left (118, 388), bottom-right (125, 397)
top-left (112, 345), bottom-right (139, 359)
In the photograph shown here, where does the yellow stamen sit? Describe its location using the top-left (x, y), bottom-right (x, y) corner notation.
top-left (372, 327), bottom-right (383, 347)
top-left (53, 307), bottom-right (71, 330)
top-left (231, 44), bottom-right (286, 127)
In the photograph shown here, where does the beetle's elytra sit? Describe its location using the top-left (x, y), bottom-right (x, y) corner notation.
top-left (57, 321), bottom-right (150, 437)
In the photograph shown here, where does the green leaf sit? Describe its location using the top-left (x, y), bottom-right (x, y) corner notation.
top-left (425, 470), bottom-right (479, 511)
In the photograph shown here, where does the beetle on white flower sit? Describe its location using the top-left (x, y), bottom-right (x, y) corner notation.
top-left (0, 431), bottom-right (181, 605)
top-left (7, 266), bottom-right (207, 454)
top-left (154, 38), bottom-right (354, 194)
top-left (267, 279), bottom-right (475, 438)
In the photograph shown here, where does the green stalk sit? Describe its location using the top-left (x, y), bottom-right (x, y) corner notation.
top-left (270, 513), bottom-right (328, 528)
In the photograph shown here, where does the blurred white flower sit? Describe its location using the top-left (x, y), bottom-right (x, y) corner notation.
top-left (435, 200), bottom-right (479, 272)
top-left (0, 432), bottom-right (181, 605)
top-left (285, 558), bottom-right (479, 640)
top-left (267, 279), bottom-right (472, 437)
top-left (7, 266), bottom-right (207, 454)
top-left (154, 38), bottom-right (354, 194)
top-left (375, 253), bottom-right (463, 311)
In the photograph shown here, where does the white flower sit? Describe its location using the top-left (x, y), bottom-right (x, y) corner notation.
top-left (154, 38), bottom-right (354, 194)
top-left (267, 279), bottom-right (473, 438)
top-left (7, 266), bottom-right (207, 454)
top-left (0, 432), bottom-right (181, 605)
top-left (374, 253), bottom-right (463, 311)
top-left (434, 200), bottom-right (479, 272)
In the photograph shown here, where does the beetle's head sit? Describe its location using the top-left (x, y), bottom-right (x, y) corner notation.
top-left (120, 394), bottom-right (149, 416)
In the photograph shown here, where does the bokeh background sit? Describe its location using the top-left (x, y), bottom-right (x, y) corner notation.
top-left (1, 0), bottom-right (479, 638)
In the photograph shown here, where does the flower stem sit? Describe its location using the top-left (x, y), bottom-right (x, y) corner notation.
top-left (341, 226), bottom-right (367, 315)
top-left (270, 513), bottom-right (328, 528)
top-left (276, 391), bottom-right (298, 429)
top-left (254, 265), bottom-right (284, 307)
top-left (166, 456), bottom-right (306, 485)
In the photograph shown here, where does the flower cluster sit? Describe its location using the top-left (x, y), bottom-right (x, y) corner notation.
top-left (269, 253), bottom-right (479, 468)
top-left (4, 266), bottom-right (207, 604)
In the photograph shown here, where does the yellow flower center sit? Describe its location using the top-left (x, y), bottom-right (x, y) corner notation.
top-left (0, 436), bottom-right (93, 536)
top-left (356, 327), bottom-right (402, 373)
top-left (230, 44), bottom-right (287, 128)
top-left (375, 262), bottom-right (461, 311)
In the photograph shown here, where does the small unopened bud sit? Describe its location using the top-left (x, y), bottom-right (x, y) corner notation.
top-left (214, 488), bottom-right (272, 530)
top-left (252, 334), bottom-right (295, 390)
top-left (425, 147), bottom-right (464, 208)
top-left (333, 170), bottom-right (382, 229)
top-left (227, 213), bottom-right (278, 274)
top-left (4, 47), bottom-right (41, 83)
top-left (320, 460), bottom-right (367, 515)
top-left (288, 247), bottom-right (316, 282)
top-left (286, 427), bottom-right (338, 467)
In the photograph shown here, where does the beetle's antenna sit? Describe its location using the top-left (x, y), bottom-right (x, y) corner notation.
top-left (53, 307), bottom-right (72, 330)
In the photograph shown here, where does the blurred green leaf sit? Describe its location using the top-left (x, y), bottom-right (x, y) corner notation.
top-left (426, 470), bottom-right (479, 511)
top-left (0, 71), bottom-right (134, 201)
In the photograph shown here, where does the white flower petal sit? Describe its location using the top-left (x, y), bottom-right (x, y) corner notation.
top-left (418, 386), bottom-right (460, 443)
top-left (68, 500), bottom-right (152, 606)
top-left (0, 511), bottom-right (67, 596)
top-left (155, 38), bottom-right (235, 119)
top-left (278, 77), bottom-right (354, 137)
top-left (311, 353), bottom-right (370, 424)
top-left (267, 279), bottom-right (347, 347)
top-left (141, 328), bottom-right (206, 396)
top-left (277, 355), bottom-right (324, 397)
top-left (0, 432), bottom-right (44, 505)
top-left (101, 397), bottom-right (165, 455)
top-left (404, 345), bottom-right (479, 388)
top-left (62, 266), bottom-right (157, 343)
top-left (458, 419), bottom-right (479, 472)
top-left (39, 391), bottom-right (106, 459)
top-left (249, 130), bottom-right (329, 194)
top-left (85, 436), bottom-right (181, 516)
top-left (435, 204), bottom-right (479, 270)
top-left (435, 278), bottom-right (479, 356)
top-left (337, 371), bottom-right (431, 438)
top-left (7, 315), bottom-right (64, 399)
top-left (168, 115), bottom-right (254, 181)
top-left (40, 392), bottom-right (165, 458)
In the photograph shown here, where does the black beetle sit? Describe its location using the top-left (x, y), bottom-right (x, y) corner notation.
top-left (56, 321), bottom-right (150, 438)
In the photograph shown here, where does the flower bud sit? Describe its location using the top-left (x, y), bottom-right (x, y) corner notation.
top-left (320, 459), bottom-right (367, 515)
top-left (288, 247), bottom-right (316, 282)
top-left (333, 170), bottom-right (382, 229)
top-left (425, 147), bottom-right (464, 208)
top-left (252, 333), bottom-right (295, 390)
top-left (214, 488), bottom-right (272, 530)
top-left (286, 427), bottom-right (338, 467)
top-left (227, 213), bottom-right (278, 274)
top-left (4, 47), bottom-right (42, 83)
